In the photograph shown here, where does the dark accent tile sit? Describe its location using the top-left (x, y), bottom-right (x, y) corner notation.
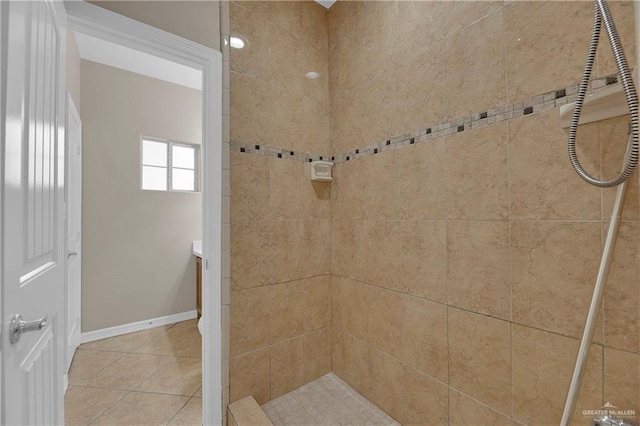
top-left (309, 158), bottom-right (313, 162)
top-left (346, 156), bottom-right (350, 161)
top-left (524, 106), bottom-right (533, 115)
top-left (255, 145), bottom-right (260, 150)
top-left (277, 153), bottom-right (282, 158)
top-left (331, 156), bottom-right (335, 161)
top-left (386, 140), bottom-right (391, 145)
top-left (555, 89), bottom-right (566, 99)
top-left (374, 148), bottom-right (378, 154)
top-left (410, 138), bottom-right (415, 144)
top-left (290, 151), bottom-right (294, 156)
top-left (426, 128), bottom-right (432, 134)
top-left (480, 112), bottom-right (488, 119)
top-left (240, 147), bottom-right (245, 153)
top-left (457, 125), bottom-right (464, 132)
top-left (355, 149), bottom-right (359, 154)
top-left (606, 76), bottom-right (618, 85)
top-left (320, 156), bottom-right (323, 160)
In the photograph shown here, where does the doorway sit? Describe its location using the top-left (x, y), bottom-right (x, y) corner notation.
top-left (65, 2), bottom-right (223, 424)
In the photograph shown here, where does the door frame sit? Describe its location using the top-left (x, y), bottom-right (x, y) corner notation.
top-left (64, 2), bottom-right (223, 424)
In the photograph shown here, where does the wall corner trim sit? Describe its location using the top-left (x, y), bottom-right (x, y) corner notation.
top-left (80, 310), bottom-right (198, 344)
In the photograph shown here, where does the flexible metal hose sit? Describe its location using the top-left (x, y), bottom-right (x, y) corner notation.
top-left (568, 0), bottom-right (639, 187)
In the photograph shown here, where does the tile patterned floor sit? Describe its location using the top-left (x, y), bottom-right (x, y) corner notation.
top-left (64, 319), bottom-right (202, 425)
top-left (261, 373), bottom-right (400, 426)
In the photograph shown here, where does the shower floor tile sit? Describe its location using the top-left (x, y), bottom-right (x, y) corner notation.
top-left (261, 373), bottom-right (399, 426)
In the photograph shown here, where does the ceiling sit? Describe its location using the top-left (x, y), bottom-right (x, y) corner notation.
top-left (315, 0), bottom-right (336, 8)
top-left (75, 32), bottom-right (202, 90)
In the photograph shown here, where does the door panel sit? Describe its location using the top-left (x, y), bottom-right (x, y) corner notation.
top-left (1, 0), bottom-right (66, 424)
top-left (66, 92), bottom-right (82, 373)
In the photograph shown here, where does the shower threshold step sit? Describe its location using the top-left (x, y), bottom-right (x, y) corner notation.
top-left (261, 372), bottom-right (399, 426)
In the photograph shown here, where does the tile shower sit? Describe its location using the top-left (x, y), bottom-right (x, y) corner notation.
top-left (226, 1), bottom-right (640, 425)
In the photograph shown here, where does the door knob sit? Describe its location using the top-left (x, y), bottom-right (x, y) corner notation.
top-left (9, 314), bottom-right (47, 344)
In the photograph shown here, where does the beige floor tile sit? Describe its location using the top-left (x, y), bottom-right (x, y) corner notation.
top-left (79, 326), bottom-right (172, 352)
top-left (92, 392), bottom-right (189, 425)
top-left (136, 357), bottom-right (202, 396)
top-left (169, 397), bottom-right (202, 425)
top-left (133, 327), bottom-right (202, 358)
top-left (64, 386), bottom-right (127, 425)
top-left (193, 386), bottom-right (202, 397)
top-left (79, 353), bottom-right (171, 390)
top-left (68, 350), bottom-right (126, 385)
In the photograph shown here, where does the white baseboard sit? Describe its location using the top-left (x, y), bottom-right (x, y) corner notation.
top-left (81, 310), bottom-right (197, 344)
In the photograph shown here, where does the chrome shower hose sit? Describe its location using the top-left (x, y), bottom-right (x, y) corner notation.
top-left (568, 0), bottom-right (639, 187)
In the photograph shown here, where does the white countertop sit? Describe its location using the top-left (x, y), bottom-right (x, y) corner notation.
top-left (193, 240), bottom-right (202, 257)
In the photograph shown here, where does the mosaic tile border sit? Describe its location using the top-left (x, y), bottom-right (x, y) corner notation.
top-left (230, 73), bottom-right (622, 164)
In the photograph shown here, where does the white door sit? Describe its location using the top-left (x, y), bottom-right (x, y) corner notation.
top-left (65, 92), bottom-right (82, 379)
top-left (1, 0), bottom-right (67, 424)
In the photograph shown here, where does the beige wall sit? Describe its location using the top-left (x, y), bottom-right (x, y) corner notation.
top-left (228, 1), bottom-right (332, 406)
top-left (227, 0), bottom-right (640, 424)
top-left (329, 1), bottom-right (639, 425)
top-left (66, 30), bottom-right (81, 111)
top-left (90, 1), bottom-right (221, 51)
top-left (81, 60), bottom-right (202, 332)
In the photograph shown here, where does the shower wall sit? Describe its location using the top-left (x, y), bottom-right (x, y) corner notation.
top-left (228, 1), bottom-right (332, 405)
top-left (329, 1), bottom-right (639, 425)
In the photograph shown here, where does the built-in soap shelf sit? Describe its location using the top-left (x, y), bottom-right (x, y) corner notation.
top-left (310, 161), bottom-right (334, 182)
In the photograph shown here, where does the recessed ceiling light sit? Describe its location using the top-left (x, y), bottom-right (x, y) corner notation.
top-left (230, 36), bottom-right (245, 49)
top-left (305, 71), bottom-right (320, 79)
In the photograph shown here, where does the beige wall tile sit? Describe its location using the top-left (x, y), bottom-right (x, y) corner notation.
top-left (366, 285), bottom-right (403, 361)
top-left (270, 281), bottom-right (305, 344)
top-left (444, 9), bottom-right (506, 119)
top-left (301, 0), bottom-right (328, 52)
top-left (400, 366), bottom-right (449, 425)
top-left (304, 275), bottom-right (332, 331)
top-left (303, 180), bottom-right (331, 220)
top-left (270, 86), bottom-right (304, 152)
top-left (604, 348), bottom-right (640, 414)
top-left (331, 219), bottom-right (364, 279)
top-left (509, 109), bottom-right (601, 220)
top-left (447, 221), bottom-right (511, 320)
top-left (511, 222), bottom-right (602, 338)
top-left (303, 328), bottom-right (332, 384)
top-left (302, 96), bottom-right (330, 154)
top-left (229, 3), bottom-right (269, 79)
top-left (270, 158), bottom-right (303, 220)
top-left (363, 1), bottom-right (401, 83)
top-left (449, 308), bottom-right (512, 414)
top-left (230, 287), bottom-right (270, 357)
top-left (400, 295), bottom-right (448, 383)
top-left (230, 347), bottom-right (271, 405)
top-left (230, 73), bottom-right (270, 146)
top-left (362, 220), bottom-right (403, 292)
top-left (399, 140), bottom-right (447, 220)
top-left (512, 325), bottom-right (603, 425)
top-left (366, 347), bottom-right (404, 422)
top-left (267, 25), bottom-right (303, 96)
top-left (303, 220), bottom-right (331, 277)
top-left (363, 76), bottom-right (402, 143)
top-left (602, 115), bottom-right (639, 221)
top-left (331, 159), bottom-right (365, 219)
top-left (506, 1), bottom-right (593, 101)
top-left (397, 1), bottom-right (445, 54)
top-left (446, 123), bottom-right (509, 220)
top-left (597, 1), bottom-right (636, 78)
top-left (364, 150), bottom-right (400, 219)
top-left (604, 221), bottom-right (640, 353)
top-left (336, 277), bottom-right (368, 342)
top-left (329, 86), bottom-right (365, 152)
top-left (230, 221), bottom-right (271, 291)
top-left (230, 153), bottom-right (270, 221)
top-left (401, 220), bottom-right (447, 304)
top-left (270, 220), bottom-right (305, 283)
top-left (270, 337), bottom-right (304, 399)
top-left (449, 389), bottom-right (514, 426)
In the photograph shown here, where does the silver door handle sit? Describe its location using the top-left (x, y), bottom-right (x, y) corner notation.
top-left (68, 251), bottom-right (77, 258)
top-left (9, 314), bottom-right (47, 344)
